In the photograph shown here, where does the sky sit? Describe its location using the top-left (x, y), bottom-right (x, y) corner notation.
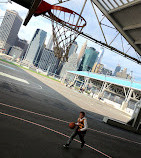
top-left (0, 0), bottom-right (141, 81)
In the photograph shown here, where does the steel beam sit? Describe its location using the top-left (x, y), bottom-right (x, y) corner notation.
top-left (123, 23), bottom-right (141, 31)
top-left (135, 40), bottom-right (141, 45)
top-left (43, 14), bottom-right (141, 64)
top-left (108, 0), bottom-right (141, 14)
top-left (23, 0), bottom-right (42, 26)
top-left (91, 0), bottom-right (108, 44)
top-left (92, 0), bottom-right (141, 57)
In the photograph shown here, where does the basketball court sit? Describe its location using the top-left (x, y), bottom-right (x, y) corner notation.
top-left (0, 59), bottom-right (141, 158)
top-left (0, 0), bottom-right (141, 157)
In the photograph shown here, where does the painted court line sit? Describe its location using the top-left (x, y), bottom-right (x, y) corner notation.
top-left (0, 111), bottom-right (112, 158)
top-left (0, 63), bottom-right (17, 71)
top-left (0, 72), bottom-right (29, 84)
top-left (0, 102), bottom-right (69, 124)
top-left (0, 102), bottom-right (140, 145)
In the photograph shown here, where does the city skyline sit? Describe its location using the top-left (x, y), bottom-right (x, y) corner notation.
top-left (0, 2), bottom-right (141, 81)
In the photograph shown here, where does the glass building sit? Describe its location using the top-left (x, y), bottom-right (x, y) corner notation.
top-left (24, 29), bottom-right (47, 66)
top-left (0, 10), bottom-right (23, 54)
top-left (38, 48), bottom-right (59, 73)
top-left (78, 47), bottom-right (99, 71)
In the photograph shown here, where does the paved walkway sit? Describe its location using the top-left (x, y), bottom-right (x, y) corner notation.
top-left (25, 70), bottom-right (130, 122)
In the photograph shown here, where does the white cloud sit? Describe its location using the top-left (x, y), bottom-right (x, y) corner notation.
top-left (0, 0), bottom-right (141, 81)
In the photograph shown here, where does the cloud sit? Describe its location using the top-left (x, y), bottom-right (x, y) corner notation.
top-left (0, 0), bottom-right (141, 81)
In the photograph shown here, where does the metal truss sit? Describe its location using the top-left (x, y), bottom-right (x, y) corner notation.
top-left (90, 77), bottom-right (141, 101)
top-left (11, 0), bottom-right (141, 64)
top-left (90, 0), bottom-right (140, 61)
top-left (132, 90), bottom-right (141, 101)
top-left (42, 0), bottom-right (141, 64)
top-left (68, 72), bottom-right (141, 102)
top-left (91, 0), bottom-right (141, 63)
top-left (55, 0), bottom-right (72, 5)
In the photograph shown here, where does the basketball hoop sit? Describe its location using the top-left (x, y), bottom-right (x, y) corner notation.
top-left (34, 1), bottom-right (86, 61)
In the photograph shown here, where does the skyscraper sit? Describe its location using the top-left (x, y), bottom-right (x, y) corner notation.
top-left (78, 47), bottom-right (99, 71)
top-left (77, 40), bottom-right (87, 67)
top-left (15, 37), bottom-right (28, 59)
top-left (0, 10), bottom-right (23, 53)
top-left (46, 35), bottom-right (53, 50)
top-left (91, 48), bottom-right (104, 73)
top-left (97, 47), bottom-right (104, 65)
top-left (24, 29), bottom-right (47, 66)
top-left (38, 48), bottom-right (59, 73)
top-left (113, 65), bottom-right (121, 76)
top-left (116, 68), bottom-right (131, 79)
top-left (60, 42), bottom-right (78, 77)
top-left (68, 41), bottom-right (78, 57)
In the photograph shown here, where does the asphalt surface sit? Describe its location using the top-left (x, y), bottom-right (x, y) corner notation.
top-left (0, 60), bottom-right (141, 158)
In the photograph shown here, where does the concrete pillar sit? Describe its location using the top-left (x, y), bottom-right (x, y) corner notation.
top-left (121, 89), bottom-right (133, 111)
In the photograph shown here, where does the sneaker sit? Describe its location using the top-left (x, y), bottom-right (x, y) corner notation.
top-left (63, 144), bottom-right (69, 148)
top-left (81, 142), bottom-right (85, 149)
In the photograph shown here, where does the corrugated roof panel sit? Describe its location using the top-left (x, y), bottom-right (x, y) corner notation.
top-left (92, 0), bottom-right (141, 58)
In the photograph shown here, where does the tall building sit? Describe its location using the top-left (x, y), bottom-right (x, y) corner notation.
top-left (116, 68), bottom-right (131, 79)
top-left (78, 47), bottom-right (99, 71)
top-left (46, 35), bottom-right (53, 50)
top-left (60, 42), bottom-right (78, 77)
top-left (77, 40), bottom-right (87, 67)
top-left (8, 46), bottom-right (23, 60)
top-left (38, 48), bottom-right (59, 73)
top-left (68, 41), bottom-right (78, 57)
top-left (113, 65), bottom-right (121, 76)
top-left (0, 10), bottom-right (23, 53)
top-left (100, 67), bottom-right (112, 76)
top-left (92, 63), bottom-right (104, 73)
top-left (97, 47), bottom-right (104, 65)
top-left (15, 37), bottom-right (28, 59)
top-left (24, 29), bottom-right (47, 66)
top-left (92, 48), bottom-right (104, 73)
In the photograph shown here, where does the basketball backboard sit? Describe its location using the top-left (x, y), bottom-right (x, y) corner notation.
top-left (23, 0), bottom-right (71, 26)
top-left (23, 0), bottom-right (42, 26)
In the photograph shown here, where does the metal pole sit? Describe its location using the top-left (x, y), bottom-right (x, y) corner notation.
top-left (43, 15), bottom-right (141, 64)
top-left (54, 0), bottom-right (71, 5)
top-left (75, 0), bottom-right (88, 29)
top-left (91, 0), bottom-right (108, 44)
top-left (109, 32), bottom-right (119, 45)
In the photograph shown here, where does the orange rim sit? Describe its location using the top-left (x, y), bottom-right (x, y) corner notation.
top-left (34, 0), bottom-right (87, 28)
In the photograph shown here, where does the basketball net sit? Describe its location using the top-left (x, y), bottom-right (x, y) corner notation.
top-left (49, 10), bottom-right (86, 62)
top-left (34, 1), bottom-right (86, 62)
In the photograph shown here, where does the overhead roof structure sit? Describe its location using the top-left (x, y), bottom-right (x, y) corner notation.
top-left (68, 71), bottom-right (141, 91)
top-left (92, 0), bottom-right (141, 57)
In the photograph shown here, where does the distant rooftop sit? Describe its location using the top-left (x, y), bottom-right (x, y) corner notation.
top-left (68, 71), bottom-right (141, 91)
